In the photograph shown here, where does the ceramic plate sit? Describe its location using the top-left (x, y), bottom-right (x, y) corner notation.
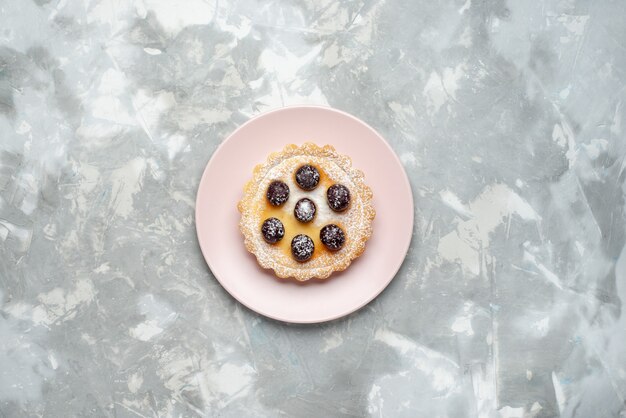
top-left (195, 106), bottom-right (413, 323)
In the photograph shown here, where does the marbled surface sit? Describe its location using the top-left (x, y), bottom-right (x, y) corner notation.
top-left (1, 0), bottom-right (625, 417)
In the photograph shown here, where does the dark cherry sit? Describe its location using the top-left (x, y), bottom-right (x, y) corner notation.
top-left (294, 198), bottom-right (316, 223)
top-left (295, 165), bottom-right (320, 190)
top-left (291, 234), bottom-right (314, 262)
top-left (266, 180), bottom-right (289, 206)
top-left (320, 224), bottom-right (345, 251)
top-left (261, 218), bottom-right (285, 244)
top-left (327, 184), bottom-right (350, 212)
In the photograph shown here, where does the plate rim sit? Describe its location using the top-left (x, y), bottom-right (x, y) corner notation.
top-left (195, 104), bottom-right (414, 324)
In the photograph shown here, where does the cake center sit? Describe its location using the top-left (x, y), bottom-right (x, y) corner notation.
top-left (258, 162), bottom-right (348, 261)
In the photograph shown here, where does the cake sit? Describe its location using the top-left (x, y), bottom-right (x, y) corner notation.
top-left (238, 143), bottom-right (375, 281)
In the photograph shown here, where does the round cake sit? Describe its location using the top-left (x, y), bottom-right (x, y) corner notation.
top-left (238, 143), bottom-right (375, 281)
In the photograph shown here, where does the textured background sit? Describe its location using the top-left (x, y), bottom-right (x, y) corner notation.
top-left (1, 0), bottom-right (626, 417)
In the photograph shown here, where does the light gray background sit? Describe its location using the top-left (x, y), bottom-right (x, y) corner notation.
top-left (1, 0), bottom-right (626, 417)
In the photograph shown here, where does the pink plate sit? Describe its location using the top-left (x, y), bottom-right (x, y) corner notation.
top-left (195, 106), bottom-right (414, 323)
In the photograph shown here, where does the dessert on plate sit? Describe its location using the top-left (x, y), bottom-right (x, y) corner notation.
top-left (238, 143), bottom-right (375, 281)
